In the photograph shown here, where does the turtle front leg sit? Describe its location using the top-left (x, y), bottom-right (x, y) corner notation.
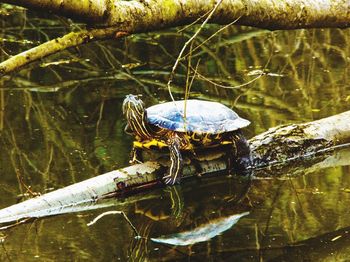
top-left (130, 146), bottom-right (143, 164)
top-left (163, 135), bottom-right (183, 185)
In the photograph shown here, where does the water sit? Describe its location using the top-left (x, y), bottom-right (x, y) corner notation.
top-left (0, 6), bottom-right (350, 261)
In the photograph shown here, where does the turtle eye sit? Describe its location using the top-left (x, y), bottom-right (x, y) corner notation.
top-left (134, 102), bottom-right (145, 115)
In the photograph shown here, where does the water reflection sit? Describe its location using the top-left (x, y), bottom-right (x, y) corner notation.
top-left (150, 212), bottom-right (250, 246)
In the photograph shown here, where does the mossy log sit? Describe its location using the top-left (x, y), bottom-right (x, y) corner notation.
top-left (4, 0), bottom-right (350, 30)
top-left (0, 110), bottom-right (349, 225)
top-left (250, 110), bottom-right (350, 166)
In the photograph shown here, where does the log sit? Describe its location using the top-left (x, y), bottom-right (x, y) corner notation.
top-left (0, 110), bottom-right (349, 225)
top-left (250, 110), bottom-right (350, 166)
top-left (3, 0), bottom-right (350, 30)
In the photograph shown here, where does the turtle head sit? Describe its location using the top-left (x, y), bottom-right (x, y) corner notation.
top-left (122, 94), bottom-right (152, 139)
top-left (122, 94), bottom-right (145, 116)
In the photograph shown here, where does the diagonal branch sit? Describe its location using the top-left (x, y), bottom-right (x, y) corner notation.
top-left (0, 27), bottom-right (128, 76)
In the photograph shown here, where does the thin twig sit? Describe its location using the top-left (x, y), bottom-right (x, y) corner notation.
top-left (183, 41), bottom-right (194, 123)
top-left (177, 9), bottom-right (212, 33)
top-left (167, 0), bottom-right (224, 102)
top-left (188, 59), bottom-right (201, 94)
top-left (186, 16), bottom-right (242, 58)
top-left (0, 218), bottom-right (32, 231)
top-left (87, 210), bottom-right (141, 237)
top-left (196, 70), bottom-right (264, 89)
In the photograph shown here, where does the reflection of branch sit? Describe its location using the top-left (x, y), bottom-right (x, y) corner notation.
top-left (151, 212), bottom-right (249, 246)
top-left (266, 225), bottom-right (350, 261)
top-left (181, 224), bottom-right (350, 260)
top-left (87, 210), bottom-right (140, 237)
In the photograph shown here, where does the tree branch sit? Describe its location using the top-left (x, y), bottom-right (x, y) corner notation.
top-left (3, 0), bottom-right (350, 30)
top-left (0, 27), bottom-right (128, 76)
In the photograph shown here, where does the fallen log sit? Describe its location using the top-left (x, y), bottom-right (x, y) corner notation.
top-left (0, 110), bottom-right (349, 225)
top-left (250, 110), bottom-right (350, 166)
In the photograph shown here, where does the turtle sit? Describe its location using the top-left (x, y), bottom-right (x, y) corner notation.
top-left (122, 94), bottom-right (251, 185)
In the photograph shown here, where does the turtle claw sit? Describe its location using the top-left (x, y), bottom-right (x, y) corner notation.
top-left (163, 175), bottom-right (180, 186)
top-left (130, 147), bottom-right (143, 164)
top-left (129, 158), bottom-right (143, 165)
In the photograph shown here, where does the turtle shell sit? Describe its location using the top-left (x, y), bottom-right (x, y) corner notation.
top-left (146, 100), bottom-right (250, 134)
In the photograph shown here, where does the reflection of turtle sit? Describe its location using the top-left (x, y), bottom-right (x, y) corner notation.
top-left (122, 94), bottom-right (251, 185)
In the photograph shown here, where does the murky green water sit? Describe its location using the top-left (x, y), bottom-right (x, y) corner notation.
top-left (0, 6), bottom-right (350, 261)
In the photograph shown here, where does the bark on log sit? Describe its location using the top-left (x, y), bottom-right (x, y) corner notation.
top-left (3, 0), bottom-right (350, 30)
top-left (250, 110), bottom-right (350, 166)
top-left (0, 110), bottom-right (349, 225)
